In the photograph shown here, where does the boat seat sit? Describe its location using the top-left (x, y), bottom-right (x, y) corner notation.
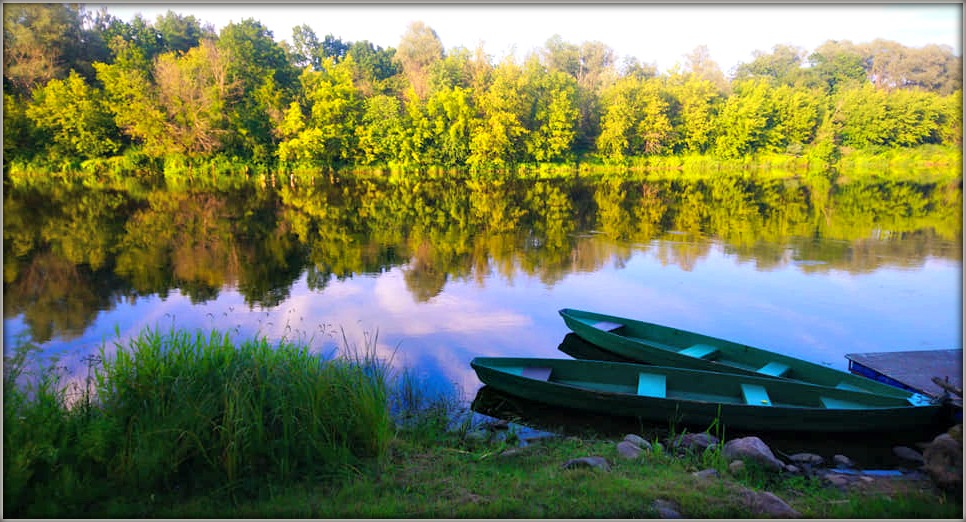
top-left (757, 361), bottom-right (790, 377)
top-left (740, 383), bottom-right (772, 406)
top-left (820, 396), bottom-right (866, 409)
top-left (834, 381), bottom-right (869, 393)
top-left (521, 367), bottom-right (552, 381)
top-left (637, 372), bottom-right (666, 398)
top-left (678, 344), bottom-right (718, 360)
top-left (592, 321), bottom-right (623, 332)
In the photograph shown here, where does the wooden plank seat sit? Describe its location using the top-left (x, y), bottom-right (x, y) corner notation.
top-left (678, 343), bottom-right (719, 360)
top-left (757, 361), bottom-right (791, 377)
top-left (521, 367), bottom-right (552, 381)
top-left (592, 321), bottom-right (624, 332)
top-left (741, 383), bottom-right (772, 406)
top-left (834, 381), bottom-right (869, 393)
top-left (637, 372), bottom-right (667, 398)
top-left (820, 396), bottom-right (866, 409)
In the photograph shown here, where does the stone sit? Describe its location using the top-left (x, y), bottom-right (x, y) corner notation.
top-left (692, 468), bottom-right (720, 479)
top-left (832, 454), bottom-right (854, 468)
top-left (463, 429), bottom-right (490, 443)
top-left (947, 423), bottom-right (962, 443)
top-left (670, 432), bottom-right (719, 453)
top-left (893, 445), bottom-right (925, 464)
top-left (738, 488), bottom-right (801, 518)
top-left (824, 473), bottom-right (851, 488)
top-left (722, 436), bottom-right (784, 471)
top-left (751, 491), bottom-right (802, 518)
top-left (498, 447), bottom-right (533, 458)
top-left (651, 499), bottom-right (682, 518)
top-left (922, 433), bottom-right (963, 493)
top-left (485, 419), bottom-right (510, 431)
top-left (728, 460), bottom-right (746, 474)
top-left (617, 440), bottom-right (643, 459)
top-left (785, 464), bottom-right (801, 474)
top-left (562, 456), bottom-right (611, 472)
top-left (789, 452), bottom-right (824, 466)
top-left (624, 433), bottom-right (649, 447)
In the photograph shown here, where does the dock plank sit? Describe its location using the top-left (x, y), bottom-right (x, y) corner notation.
top-left (844, 349), bottom-right (962, 398)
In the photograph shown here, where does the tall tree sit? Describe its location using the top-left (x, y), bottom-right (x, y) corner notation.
top-left (733, 44), bottom-right (806, 86)
top-left (321, 34), bottom-right (350, 61)
top-left (712, 78), bottom-right (773, 158)
top-left (3, 3), bottom-right (84, 95)
top-left (541, 35), bottom-right (617, 155)
top-left (290, 24), bottom-right (322, 70)
top-left (668, 73), bottom-right (720, 154)
top-left (683, 45), bottom-right (728, 93)
top-left (346, 40), bottom-right (400, 95)
top-left (153, 10), bottom-right (214, 56)
top-left (522, 61), bottom-right (579, 163)
top-left (217, 19), bottom-right (296, 159)
top-left (597, 76), bottom-right (674, 162)
top-left (468, 57), bottom-right (528, 167)
top-left (152, 40), bottom-right (236, 155)
top-left (26, 70), bottom-right (120, 159)
top-left (276, 57), bottom-right (361, 167)
top-left (425, 85), bottom-right (475, 166)
top-left (394, 21), bottom-right (444, 100)
top-left (805, 40), bottom-right (867, 93)
top-left (356, 94), bottom-right (405, 165)
top-left (94, 39), bottom-right (169, 156)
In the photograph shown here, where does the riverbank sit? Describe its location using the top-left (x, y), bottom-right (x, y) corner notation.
top-left (3, 328), bottom-right (961, 518)
top-left (141, 431), bottom-right (962, 518)
top-left (4, 144), bottom-right (961, 188)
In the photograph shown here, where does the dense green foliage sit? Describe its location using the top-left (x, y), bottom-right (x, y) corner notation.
top-left (3, 5), bottom-right (962, 175)
top-left (3, 326), bottom-right (394, 516)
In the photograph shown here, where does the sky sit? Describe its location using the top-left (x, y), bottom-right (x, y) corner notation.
top-left (97, 3), bottom-right (961, 74)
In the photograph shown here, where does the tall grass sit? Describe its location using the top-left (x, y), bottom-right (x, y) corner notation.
top-left (3, 325), bottom-right (395, 516)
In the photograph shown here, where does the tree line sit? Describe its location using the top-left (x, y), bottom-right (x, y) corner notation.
top-left (3, 5), bottom-right (962, 175)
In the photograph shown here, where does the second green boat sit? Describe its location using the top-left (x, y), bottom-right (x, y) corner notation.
top-left (559, 308), bottom-right (936, 405)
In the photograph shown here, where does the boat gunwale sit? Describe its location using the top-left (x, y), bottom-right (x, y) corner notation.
top-left (558, 308), bottom-right (936, 405)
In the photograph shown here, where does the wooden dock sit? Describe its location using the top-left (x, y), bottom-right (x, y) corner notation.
top-left (845, 349), bottom-right (962, 398)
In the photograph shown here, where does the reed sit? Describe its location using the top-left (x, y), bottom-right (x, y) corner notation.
top-left (95, 326), bottom-right (393, 492)
top-left (3, 325), bottom-right (395, 516)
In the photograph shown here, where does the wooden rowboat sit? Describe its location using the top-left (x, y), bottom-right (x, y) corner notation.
top-left (559, 308), bottom-right (936, 405)
top-left (469, 357), bottom-right (946, 433)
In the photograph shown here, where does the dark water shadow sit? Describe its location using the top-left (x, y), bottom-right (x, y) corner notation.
top-left (556, 332), bottom-right (641, 363)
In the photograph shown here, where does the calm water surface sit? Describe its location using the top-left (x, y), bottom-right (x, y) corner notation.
top-left (4, 172), bottom-right (962, 406)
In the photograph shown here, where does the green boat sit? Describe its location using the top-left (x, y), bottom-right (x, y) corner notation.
top-left (470, 357), bottom-right (947, 433)
top-left (559, 308), bottom-right (936, 404)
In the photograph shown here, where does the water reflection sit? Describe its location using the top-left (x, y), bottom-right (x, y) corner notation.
top-left (3, 172), bottom-right (961, 401)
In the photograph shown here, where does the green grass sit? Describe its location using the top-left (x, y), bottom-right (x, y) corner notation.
top-left (4, 326), bottom-right (394, 516)
top-left (4, 327), bottom-right (962, 518)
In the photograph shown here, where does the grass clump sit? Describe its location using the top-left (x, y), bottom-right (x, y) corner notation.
top-left (4, 326), bottom-right (393, 516)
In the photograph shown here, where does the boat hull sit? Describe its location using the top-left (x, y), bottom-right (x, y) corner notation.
top-left (559, 308), bottom-right (934, 405)
top-left (471, 357), bottom-right (946, 434)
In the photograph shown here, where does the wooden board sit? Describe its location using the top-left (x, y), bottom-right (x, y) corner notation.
top-left (845, 349), bottom-right (962, 398)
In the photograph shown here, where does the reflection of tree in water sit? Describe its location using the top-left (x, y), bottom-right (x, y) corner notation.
top-left (403, 240), bottom-right (447, 302)
top-left (3, 172), bottom-right (961, 341)
top-left (3, 252), bottom-right (130, 343)
top-left (653, 238), bottom-right (713, 272)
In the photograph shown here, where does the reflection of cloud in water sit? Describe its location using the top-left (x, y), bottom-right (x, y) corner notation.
top-left (374, 269), bottom-right (530, 335)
